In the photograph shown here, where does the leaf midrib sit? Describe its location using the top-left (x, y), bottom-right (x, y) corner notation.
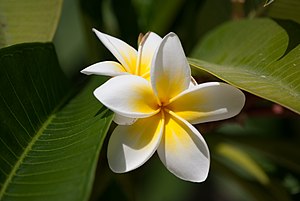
top-left (189, 58), bottom-right (299, 96)
top-left (189, 58), bottom-right (300, 114)
top-left (0, 113), bottom-right (56, 199)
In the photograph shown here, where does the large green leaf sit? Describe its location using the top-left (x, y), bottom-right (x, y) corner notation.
top-left (189, 18), bottom-right (300, 114)
top-left (0, 43), bottom-right (113, 200)
top-left (0, 0), bottom-right (63, 48)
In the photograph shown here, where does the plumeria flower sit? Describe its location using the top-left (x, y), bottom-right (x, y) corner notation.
top-left (80, 29), bottom-right (198, 125)
top-left (81, 28), bottom-right (162, 79)
top-left (94, 33), bottom-right (245, 182)
top-left (81, 29), bottom-right (162, 125)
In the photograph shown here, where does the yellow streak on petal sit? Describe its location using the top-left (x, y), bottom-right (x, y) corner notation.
top-left (153, 69), bottom-right (190, 105)
top-left (171, 111), bottom-right (205, 122)
top-left (163, 111), bottom-right (194, 151)
top-left (135, 32), bottom-right (150, 76)
top-left (121, 50), bottom-right (137, 74)
top-left (158, 110), bottom-right (210, 182)
top-left (167, 90), bottom-right (206, 122)
top-left (125, 112), bottom-right (164, 148)
top-left (108, 112), bottom-right (164, 172)
top-left (138, 32), bottom-right (162, 77)
top-left (141, 71), bottom-right (150, 80)
top-left (135, 45), bottom-right (143, 75)
top-left (167, 82), bottom-right (245, 124)
top-left (122, 47), bottom-right (149, 76)
top-left (130, 84), bottom-right (160, 114)
top-left (151, 33), bottom-right (190, 103)
top-left (134, 53), bottom-right (151, 78)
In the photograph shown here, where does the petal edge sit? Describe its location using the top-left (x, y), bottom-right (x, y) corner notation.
top-left (151, 32), bottom-right (191, 103)
top-left (108, 113), bottom-right (164, 172)
top-left (93, 29), bottom-right (137, 73)
top-left (169, 82), bottom-right (245, 124)
top-left (158, 112), bottom-right (210, 182)
top-left (94, 75), bottom-right (160, 118)
top-left (81, 61), bottom-right (128, 76)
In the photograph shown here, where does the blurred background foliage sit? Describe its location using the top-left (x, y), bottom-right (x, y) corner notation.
top-left (52, 0), bottom-right (300, 200)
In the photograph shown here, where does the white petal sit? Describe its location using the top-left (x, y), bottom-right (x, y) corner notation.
top-left (80, 61), bottom-right (128, 76)
top-left (93, 28), bottom-right (137, 73)
top-left (168, 82), bottom-right (245, 124)
top-left (94, 75), bottom-right (159, 118)
top-left (158, 112), bottom-right (210, 182)
top-left (137, 32), bottom-right (162, 76)
top-left (113, 113), bottom-right (137, 125)
top-left (151, 32), bottom-right (191, 103)
top-left (108, 113), bottom-right (164, 173)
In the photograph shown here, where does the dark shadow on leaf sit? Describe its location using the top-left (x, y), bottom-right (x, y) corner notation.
top-left (275, 19), bottom-right (300, 55)
top-left (95, 106), bottom-right (110, 117)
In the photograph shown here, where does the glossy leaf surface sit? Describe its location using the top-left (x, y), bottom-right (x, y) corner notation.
top-left (190, 18), bottom-right (300, 114)
top-left (0, 43), bottom-right (113, 201)
top-left (0, 0), bottom-right (63, 47)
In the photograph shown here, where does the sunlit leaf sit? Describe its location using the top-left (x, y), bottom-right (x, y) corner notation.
top-left (0, 43), bottom-right (113, 201)
top-left (189, 18), bottom-right (300, 114)
top-left (0, 0), bottom-right (63, 47)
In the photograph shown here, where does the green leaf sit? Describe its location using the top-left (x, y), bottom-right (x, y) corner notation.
top-left (267, 0), bottom-right (300, 24)
top-left (189, 18), bottom-right (300, 114)
top-left (0, 43), bottom-right (113, 201)
top-left (0, 0), bottom-right (63, 48)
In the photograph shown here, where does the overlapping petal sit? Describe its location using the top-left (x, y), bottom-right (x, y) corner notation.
top-left (93, 28), bottom-right (137, 73)
top-left (151, 33), bottom-right (191, 104)
top-left (80, 61), bottom-right (128, 76)
top-left (137, 32), bottom-right (162, 77)
top-left (108, 113), bottom-right (164, 173)
top-left (168, 82), bottom-right (245, 124)
top-left (113, 113), bottom-right (137, 125)
top-left (94, 75), bottom-right (160, 118)
top-left (157, 112), bottom-right (210, 182)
